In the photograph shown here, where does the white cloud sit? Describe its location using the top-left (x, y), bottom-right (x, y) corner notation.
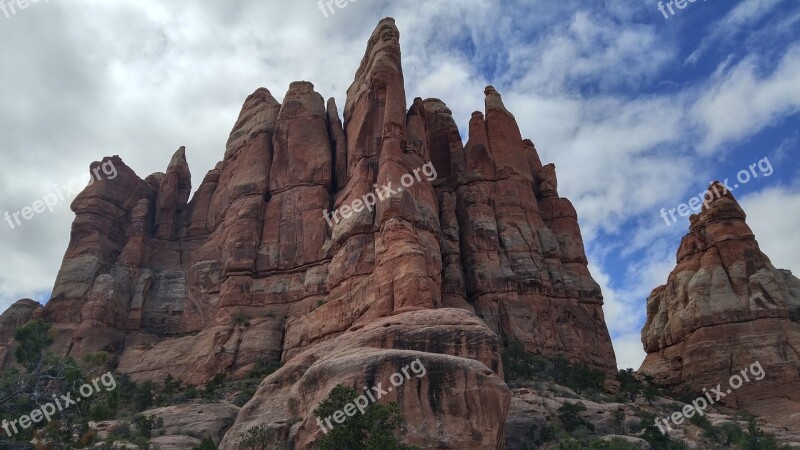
top-left (691, 44), bottom-right (800, 153)
top-left (739, 187), bottom-right (800, 276)
top-left (613, 333), bottom-right (648, 371)
top-left (686, 0), bottom-right (787, 64)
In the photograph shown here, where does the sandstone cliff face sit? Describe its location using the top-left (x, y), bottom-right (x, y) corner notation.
top-left (640, 182), bottom-right (800, 428)
top-left (0, 18), bottom-right (617, 448)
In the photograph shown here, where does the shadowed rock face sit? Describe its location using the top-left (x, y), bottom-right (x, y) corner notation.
top-left (640, 182), bottom-right (800, 429)
top-left (1, 17), bottom-right (617, 449)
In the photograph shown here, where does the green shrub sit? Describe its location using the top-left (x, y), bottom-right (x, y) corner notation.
top-left (557, 402), bottom-right (595, 434)
top-left (703, 417), bottom-right (790, 449)
top-left (1, 323), bottom-right (110, 445)
top-left (162, 374), bottom-right (182, 393)
top-left (556, 437), bottom-right (644, 449)
top-left (233, 313), bottom-right (250, 327)
top-left (133, 415), bottom-right (164, 438)
top-left (202, 373), bottom-right (227, 400)
top-left (205, 373), bottom-right (226, 391)
top-left (313, 385), bottom-right (419, 450)
top-left (114, 377), bottom-right (158, 412)
top-left (89, 402), bottom-right (113, 421)
top-left (743, 417), bottom-right (784, 449)
top-left (193, 436), bottom-right (218, 450)
top-left (248, 360), bottom-right (282, 379)
top-left (13, 319), bottom-right (54, 368)
top-left (555, 439), bottom-right (586, 450)
top-left (637, 413), bottom-right (690, 450)
top-left (83, 351), bottom-right (110, 368)
top-left (131, 435), bottom-right (150, 449)
top-left (669, 386), bottom-right (702, 405)
top-left (615, 369), bottom-right (662, 404)
top-left (110, 422), bottom-right (133, 440)
top-left (688, 413), bottom-right (708, 430)
top-left (234, 387), bottom-right (257, 407)
top-left (501, 341), bottom-right (605, 394)
top-left (611, 409), bottom-right (626, 433)
top-left (240, 423), bottom-right (287, 450)
top-left (522, 422), bottom-right (567, 448)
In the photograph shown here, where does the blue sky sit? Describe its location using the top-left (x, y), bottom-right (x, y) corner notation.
top-left (0, 0), bottom-right (798, 369)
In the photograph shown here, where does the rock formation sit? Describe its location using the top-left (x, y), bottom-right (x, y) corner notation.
top-left (640, 181), bottom-right (800, 428)
top-left (0, 298), bottom-right (44, 367)
top-left (0, 18), bottom-right (617, 448)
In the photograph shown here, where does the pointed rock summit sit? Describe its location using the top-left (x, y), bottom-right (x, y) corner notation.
top-left (1, 18), bottom-right (619, 448)
top-left (641, 182), bottom-right (800, 428)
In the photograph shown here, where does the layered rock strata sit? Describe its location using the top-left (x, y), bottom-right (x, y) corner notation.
top-left (640, 182), bottom-right (800, 428)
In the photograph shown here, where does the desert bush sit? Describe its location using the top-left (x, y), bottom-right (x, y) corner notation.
top-left (313, 385), bottom-right (418, 450)
top-left (501, 341), bottom-right (605, 394)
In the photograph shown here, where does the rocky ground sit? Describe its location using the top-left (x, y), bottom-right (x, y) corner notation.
top-left (75, 369), bottom-right (800, 449)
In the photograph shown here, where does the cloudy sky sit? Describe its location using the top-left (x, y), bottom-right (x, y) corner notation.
top-left (0, 0), bottom-right (798, 370)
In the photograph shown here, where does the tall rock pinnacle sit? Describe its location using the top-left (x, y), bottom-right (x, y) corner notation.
top-left (640, 182), bottom-right (800, 427)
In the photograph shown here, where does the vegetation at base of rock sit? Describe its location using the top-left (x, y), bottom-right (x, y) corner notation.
top-left (501, 341), bottom-right (606, 394)
top-left (12, 319), bottom-right (53, 368)
top-left (555, 437), bottom-right (645, 449)
top-left (0, 320), bottom-right (112, 448)
top-left (614, 369), bottom-right (660, 404)
top-left (106, 417), bottom-right (163, 450)
top-left (233, 313), bottom-right (251, 327)
top-left (234, 386), bottom-right (258, 407)
top-left (247, 360), bottom-right (282, 379)
top-left (558, 402), bottom-right (596, 434)
top-left (510, 378), bottom-right (791, 449)
top-left (239, 423), bottom-right (290, 449)
top-left (312, 385), bottom-right (419, 450)
top-left (132, 415), bottom-right (164, 438)
top-left (194, 436), bottom-right (218, 449)
top-left (203, 373), bottom-right (227, 399)
top-left (636, 412), bottom-right (691, 449)
top-left (634, 411), bottom-right (790, 450)
top-left (688, 413), bottom-right (790, 449)
top-left (0, 319), bottom-right (263, 448)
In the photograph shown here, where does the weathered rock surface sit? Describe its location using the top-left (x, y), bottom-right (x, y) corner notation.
top-left (220, 309), bottom-right (510, 449)
top-left (0, 17), bottom-right (618, 449)
top-left (504, 383), bottom-right (800, 449)
top-left (640, 182), bottom-right (800, 429)
top-left (148, 435), bottom-right (203, 450)
top-left (0, 298), bottom-right (44, 366)
top-left (141, 402), bottom-right (239, 444)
